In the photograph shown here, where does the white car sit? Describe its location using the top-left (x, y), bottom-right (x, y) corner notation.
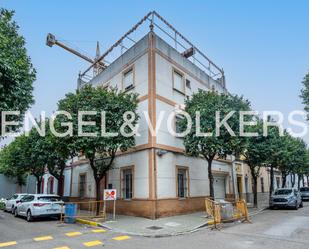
top-left (5, 193), bottom-right (28, 213)
top-left (14, 194), bottom-right (64, 222)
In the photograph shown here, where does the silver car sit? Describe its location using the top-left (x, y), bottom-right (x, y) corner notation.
top-left (4, 193), bottom-right (28, 213)
top-left (300, 187), bottom-right (309, 201)
top-left (14, 194), bottom-right (64, 222)
top-left (270, 188), bottom-right (303, 210)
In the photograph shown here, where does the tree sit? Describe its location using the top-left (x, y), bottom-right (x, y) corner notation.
top-left (44, 120), bottom-right (75, 196)
top-left (0, 8), bottom-right (36, 137)
top-left (243, 119), bottom-right (270, 207)
top-left (290, 138), bottom-right (307, 190)
top-left (181, 90), bottom-right (250, 199)
top-left (22, 124), bottom-right (52, 194)
top-left (57, 85), bottom-right (139, 213)
top-left (0, 136), bottom-right (28, 189)
top-left (300, 72), bottom-right (309, 119)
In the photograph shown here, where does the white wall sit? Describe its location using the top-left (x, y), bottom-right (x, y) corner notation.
top-left (156, 151), bottom-right (232, 199)
top-left (107, 150), bottom-right (149, 199)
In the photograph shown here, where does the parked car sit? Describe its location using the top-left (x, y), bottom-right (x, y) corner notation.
top-left (300, 187), bottom-right (309, 201)
top-left (270, 188), bottom-right (303, 210)
top-left (14, 194), bottom-right (64, 222)
top-left (4, 193), bottom-right (28, 213)
top-left (0, 198), bottom-right (6, 210)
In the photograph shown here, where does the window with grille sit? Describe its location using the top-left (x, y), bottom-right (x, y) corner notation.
top-left (123, 68), bottom-right (134, 91)
top-left (175, 114), bottom-right (185, 134)
top-left (122, 168), bottom-right (133, 199)
top-left (79, 174), bottom-right (86, 198)
top-left (173, 70), bottom-right (185, 93)
top-left (177, 168), bottom-right (188, 198)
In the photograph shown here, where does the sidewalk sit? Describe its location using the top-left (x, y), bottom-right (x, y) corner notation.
top-left (98, 212), bottom-right (213, 237)
top-left (75, 207), bottom-right (267, 237)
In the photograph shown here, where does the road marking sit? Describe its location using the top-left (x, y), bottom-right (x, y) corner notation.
top-left (91, 229), bottom-right (106, 233)
top-left (0, 241), bottom-right (17, 247)
top-left (112, 235), bottom-right (131, 241)
top-left (54, 247), bottom-right (70, 249)
top-left (33, 236), bottom-right (53, 241)
top-left (83, 240), bottom-right (103, 247)
top-left (65, 231), bottom-right (82, 237)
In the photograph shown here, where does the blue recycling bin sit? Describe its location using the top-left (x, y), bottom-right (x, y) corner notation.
top-left (64, 203), bottom-right (77, 223)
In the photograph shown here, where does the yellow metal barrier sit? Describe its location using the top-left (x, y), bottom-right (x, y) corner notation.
top-left (205, 198), bottom-right (251, 229)
top-left (60, 200), bottom-right (105, 223)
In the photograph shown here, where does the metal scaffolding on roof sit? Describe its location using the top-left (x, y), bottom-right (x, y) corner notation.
top-left (79, 11), bottom-right (225, 87)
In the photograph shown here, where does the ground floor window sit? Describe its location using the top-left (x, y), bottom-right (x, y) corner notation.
top-left (79, 174), bottom-right (86, 198)
top-left (177, 167), bottom-right (189, 198)
top-left (122, 167), bottom-right (133, 199)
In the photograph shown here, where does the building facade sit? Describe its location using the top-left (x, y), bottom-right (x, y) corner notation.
top-left (66, 31), bottom-right (233, 219)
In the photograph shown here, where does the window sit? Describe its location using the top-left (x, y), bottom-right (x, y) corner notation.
top-left (38, 196), bottom-right (62, 202)
top-left (245, 177), bottom-right (249, 193)
top-left (123, 68), bottom-right (134, 91)
top-left (177, 168), bottom-right (188, 198)
top-left (21, 195), bottom-right (35, 202)
top-left (79, 174), bottom-right (86, 198)
top-left (185, 79), bottom-right (191, 89)
top-left (122, 168), bottom-right (133, 199)
top-left (260, 177), bottom-right (265, 193)
top-left (175, 114), bottom-right (185, 135)
top-left (173, 70), bottom-right (185, 93)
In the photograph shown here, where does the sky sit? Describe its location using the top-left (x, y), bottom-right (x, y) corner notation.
top-left (1, 0), bottom-right (309, 143)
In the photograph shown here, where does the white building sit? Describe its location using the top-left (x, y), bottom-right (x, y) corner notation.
top-left (44, 12), bottom-right (236, 218)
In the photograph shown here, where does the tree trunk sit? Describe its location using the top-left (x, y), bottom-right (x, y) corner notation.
top-left (291, 173), bottom-right (295, 187)
top-left (281, 172), bottom-right (287, 188)
top-left (269, 166), bottom-right (274, 199)
top-left (298, 174), bottom-right (302, 190)
top-left (307, 175), bottom-right (309, 187)
top-left (252, 175), bottom-right (258, 208)
top-left (57, 167), bottom-right (65, 197)
top-left (36, 177), bottom-right (42, 194)
top-left (207, 158), bottom-right (214, 199)
top-left (95, 178), bottom-right (101, 216)
top-left (57, 175), bottom-right (64, 197)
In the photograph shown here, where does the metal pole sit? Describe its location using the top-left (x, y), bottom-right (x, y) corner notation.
top-left (113, 200), bottom-right (116, 220)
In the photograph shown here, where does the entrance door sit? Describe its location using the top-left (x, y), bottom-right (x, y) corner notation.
top-left (214, 176), bottom-right (226, 200)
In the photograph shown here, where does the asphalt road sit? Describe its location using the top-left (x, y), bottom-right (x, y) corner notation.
top-left (1, 203), bottom-right (309, 249)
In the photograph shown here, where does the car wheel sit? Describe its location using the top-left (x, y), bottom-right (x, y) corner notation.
top-left (14, 208), bottom-right (18, 217)
top-left (26, 210), bottom-right (33, 222)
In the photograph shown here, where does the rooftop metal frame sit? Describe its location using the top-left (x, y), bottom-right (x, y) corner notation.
top-left (79, 11), bottom-right (225, 87)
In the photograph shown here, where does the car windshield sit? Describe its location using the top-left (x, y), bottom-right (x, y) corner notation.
top-left (38, 196), bottom-right (61, 202)
top-left (274, 189), bottom-right (292, 195)
top-left (300, 187), bottom-right (309, 192)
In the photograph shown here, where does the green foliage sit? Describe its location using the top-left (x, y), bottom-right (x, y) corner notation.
top-left (300, 72), bottom-right (309, 119)
top-left (57, 85), bottom-right (139, 200)
top-left (0, 135), bottom-right (28, 186)
top-left (182, 90), bottom-right (250, 160)
top-left (181, 90), bottom-right (250, 198)
top-left (0, 8), bottom-right (36, 137)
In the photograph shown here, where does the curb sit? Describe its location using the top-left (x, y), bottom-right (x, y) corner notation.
top-left (76, 218), bottom-right (99, 227)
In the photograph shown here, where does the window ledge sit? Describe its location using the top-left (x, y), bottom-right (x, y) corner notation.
top-left (123, 85), bottom-right (135, 92)
top-left (173, 88), bottom-right (185, 95)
